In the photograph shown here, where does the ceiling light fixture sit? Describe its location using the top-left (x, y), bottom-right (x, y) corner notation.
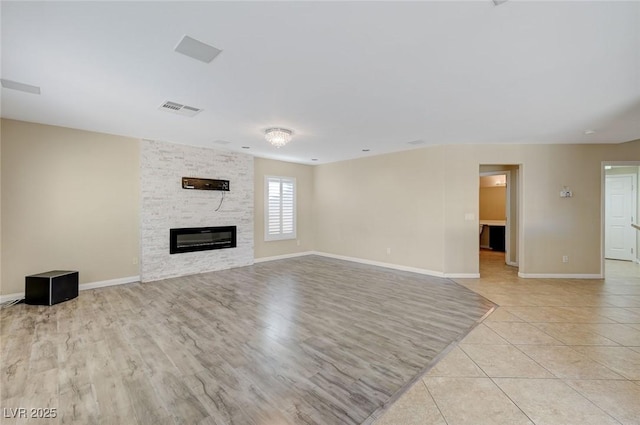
top-left (265, 128), bottom-right (292, 148)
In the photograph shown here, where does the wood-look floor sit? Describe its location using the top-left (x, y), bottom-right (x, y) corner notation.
top-left (0, 256), bottom-right (494, 425)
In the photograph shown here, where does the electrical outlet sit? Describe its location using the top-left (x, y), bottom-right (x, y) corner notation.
top-left (296, 240), bottom-right (301, 246)
top-left (562, 256), bottom-right (569, 263)
top-left (386, 248), bottom-right (391, 255)
top-left (132, 257), bottom-right (139, 265)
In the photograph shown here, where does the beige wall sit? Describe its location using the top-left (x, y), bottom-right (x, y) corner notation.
top-left (314, 147), bottom-right (446, 273)
top-left (2, 118), bottom-right (637, 293)
top-left (605, 166), bottom-right (639, 176)
top-left (312, 140), bottom-right (639, 277)
top-left (254, 157), bottom-right (315, 259)
top-left (444, 142), bottom-right (639, 275)
top-left (479, 187), bottom-right (506, 221)
top-left (1, 119), bottom-right (140, 295)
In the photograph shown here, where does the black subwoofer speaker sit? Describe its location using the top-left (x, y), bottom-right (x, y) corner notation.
top-left (25, 270), bottom-right (79, 305)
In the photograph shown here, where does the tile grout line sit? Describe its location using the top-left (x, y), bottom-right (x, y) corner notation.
top-left (487, 376), bottom-right (538, 425)
top-left (362, 305), bottom-right (497, 425)
top-left (463, 302), bottom-right (634, 424)
top-left (449, 315), bottom-right (540, 424)
top-left (560, 378), bottom-right (628, 425)
top-left (420, 378), bottom-right (450, 425)
top-left (464, 309), bottom-right (628, 425)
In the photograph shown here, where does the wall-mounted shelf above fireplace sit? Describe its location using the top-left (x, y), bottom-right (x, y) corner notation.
top-left (182, 177), bottom-right (229, 191)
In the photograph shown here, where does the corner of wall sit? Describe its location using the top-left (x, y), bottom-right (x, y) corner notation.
top-left (253, 157), bottom-right (315, 259)
top-left (0, 119), bottom-right (3, 293)
top-left (1, 119), bottom-right (140, 296)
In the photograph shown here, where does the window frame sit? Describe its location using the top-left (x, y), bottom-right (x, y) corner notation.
top-left (264, 175), bottom-right (297, 242)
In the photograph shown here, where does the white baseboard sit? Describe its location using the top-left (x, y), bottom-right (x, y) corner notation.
top-left (0, 275), bottom-right (140, 304)
top-left (0, 292), bottom-right (25, 303)
top-left (445, 273), bottom-right (481, 278)
top-left (79, 275), bottom-right (140, 290)
top-left (253, 251), bottom-right (315, 263)
top-left (311, 251), bottom-right (447, 278)
top-left (518, 272), bottom-right (603, 279)
top-left (257, 251), bottom-right (479, 279)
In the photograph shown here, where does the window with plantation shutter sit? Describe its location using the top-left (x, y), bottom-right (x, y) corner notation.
top-left (265, 176), bottom-right (296, 241)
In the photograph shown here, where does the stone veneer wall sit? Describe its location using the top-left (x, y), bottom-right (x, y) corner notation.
top-left (140, 140), bottom-right (254, 282)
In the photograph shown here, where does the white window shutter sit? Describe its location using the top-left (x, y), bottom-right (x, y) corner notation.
top-left (265, 176), bottom-right (296, 241)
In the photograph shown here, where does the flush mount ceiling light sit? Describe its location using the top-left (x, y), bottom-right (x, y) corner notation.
top-left (265, 128), bottom-right (293, 148)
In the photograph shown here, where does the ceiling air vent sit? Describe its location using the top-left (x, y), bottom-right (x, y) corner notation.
top-left (1, 79), bottom-right (41, 95)
top-left (159, 101), bottom-right (202, 117)
top-left (175, 35), bottom-right (222, 64)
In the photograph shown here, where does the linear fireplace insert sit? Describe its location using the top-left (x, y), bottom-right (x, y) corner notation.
top-left (170, 226), bottom-right (236, 254)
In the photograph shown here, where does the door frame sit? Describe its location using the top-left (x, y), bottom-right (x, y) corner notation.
top-left (479, 170), bottom-right (512, 266)
top-left (601, 161), bottom-right (640, 275)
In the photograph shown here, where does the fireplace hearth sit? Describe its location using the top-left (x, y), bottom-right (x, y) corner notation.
top-left (170, 226), bottom-right (236, 254)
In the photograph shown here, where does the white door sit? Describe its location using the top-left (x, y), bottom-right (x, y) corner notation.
top-left (605, 175), bottom-right (636, 261)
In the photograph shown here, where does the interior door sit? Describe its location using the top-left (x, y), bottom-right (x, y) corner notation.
top-left (605, 175), bottom-right (635, 260)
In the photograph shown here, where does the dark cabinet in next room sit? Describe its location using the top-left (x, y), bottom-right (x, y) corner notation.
top-left (489, 225), bottom-right (506, 252)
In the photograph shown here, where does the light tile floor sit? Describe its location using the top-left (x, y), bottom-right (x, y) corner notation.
top-left (375, 251), bottom-right (640, 425)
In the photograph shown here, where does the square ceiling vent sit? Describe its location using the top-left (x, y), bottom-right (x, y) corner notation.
top-left (158, 101), bottom-right (202, 117)
top-left (175, 35), bottom-right (222, 63)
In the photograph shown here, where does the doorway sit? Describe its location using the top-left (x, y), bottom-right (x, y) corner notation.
top-left (603, 163), bottom-right (640, 278)
top-left (479, 165), bottom-right (521, 276)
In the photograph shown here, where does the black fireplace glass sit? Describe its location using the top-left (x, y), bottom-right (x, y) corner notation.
top-left (170, 226), bottom-right (236, 254)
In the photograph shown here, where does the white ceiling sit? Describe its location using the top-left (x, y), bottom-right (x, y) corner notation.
top-left (2, 1), bottom-right (639, 164)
